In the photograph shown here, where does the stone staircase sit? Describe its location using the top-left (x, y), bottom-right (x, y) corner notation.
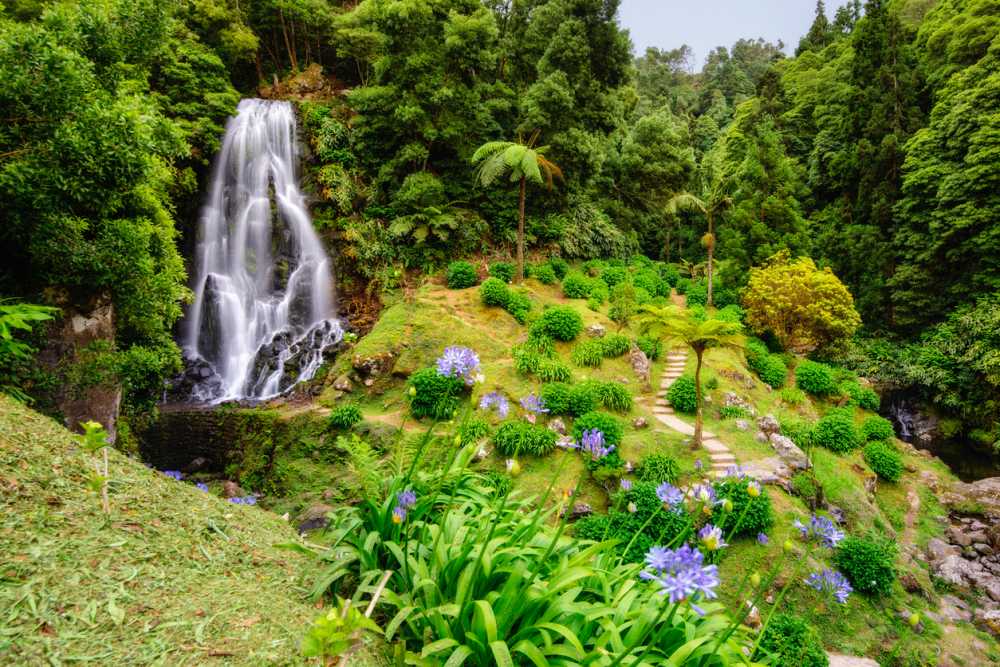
top-left (653, 348), bottom-right (738, 477)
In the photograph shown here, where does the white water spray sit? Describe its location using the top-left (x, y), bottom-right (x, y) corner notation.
top-left (182, 99), bottom-right (342, 402)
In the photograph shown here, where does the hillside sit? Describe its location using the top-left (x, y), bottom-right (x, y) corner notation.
top-left (0, 395), bottom-right (322, 666)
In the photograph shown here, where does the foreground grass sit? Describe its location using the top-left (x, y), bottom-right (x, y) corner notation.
top-left (0, 395), bottom-right (323, 666)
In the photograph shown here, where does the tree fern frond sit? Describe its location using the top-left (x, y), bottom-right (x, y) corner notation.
top-left (520, 149), bottom-right (543, 185)
top-left (503, 144), bottom-right (528, 170)
top-left (471, 141), bottom-right (513, 163)
top-left (476, 153), bottom-right (508, 186)
top-left (536, 154), bottom-right (563, 189)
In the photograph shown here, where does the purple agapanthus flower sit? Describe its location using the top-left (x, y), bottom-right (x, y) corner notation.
top-left (694, 459), bottom-right (703, 471)
top-left (436, 346), bottom-right (481, 385)
top-left (391, 505), bottom-right (407, 524)
top-left (195, 482), bottom-right (209, 492)
top-left (228, 495), bottom-right (257, 505)
top-left (795, 514), bottom-right (845, 549)
top-left (579, 429), bottom-right (614, 460)
top-left (656, 482), bottom-right (684, 509)
top-left (721, 465), bottom-right (747, 480)
top-left (757, 532), bottom-right (769, 546)
top-left (806, 568), bottom-right (853, 604)
top-left (556, 436), bottom-right (579, 450)
top-left (478, 391), bottom-right (510, 418)
top-left (397, 489), bottom-right (417, 509)
top-left (162, 470), bottom-right (183, 480)
top-left (698, 524), bottom-right (728, 551)
top-left (620, 479), bottom-right (633, 492)
top-left (689, 483), bottom-right (718, 506)
top-left (640, 544), bottom-right (720, 612)
top-left (519, 393), bottom-right (549, 414)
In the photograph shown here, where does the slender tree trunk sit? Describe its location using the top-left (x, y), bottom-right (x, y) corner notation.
top-left (706, 211), bottom-right (714, 308)
top-left (516, 175), bottom-right (526, 283)
top-left (279, 9), bottom-right (298, 71)
top-left (693, 348), bottom-right (704, 449)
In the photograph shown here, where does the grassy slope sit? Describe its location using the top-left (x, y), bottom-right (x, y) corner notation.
top-left (0, 394), bottom-right (320, 666)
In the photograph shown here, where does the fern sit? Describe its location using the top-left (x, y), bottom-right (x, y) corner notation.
top-left (338, 435), bottom-right (383, 499)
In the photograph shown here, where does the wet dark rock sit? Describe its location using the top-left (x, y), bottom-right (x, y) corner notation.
top-left (223, 480), bottom-right (245, 498)
top-left (297, 504), bottom-right (334, 534)
top-left (757, 414), bottom-right (780, 436)
top-left (184, 457), bottom-right (210, 473)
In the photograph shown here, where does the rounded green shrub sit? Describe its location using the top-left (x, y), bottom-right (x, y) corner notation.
top-left (493, 420), bottom-right (557, 457)
top-left (660, 264), bottom-right (681, 287)
top-left (540, 383), bottom-right (572, 415)
top-left (600, 265), bottom-right (627, 287)
top-left (532, 263), bottom-right (557, 285)
top-left (479, 277), bottom-right (510, 307)
top-left (637, 454), bottom-right (680, 484)
top-left (636, 336), bottom-right (662, 361)
top-left (525, 324), bottom-right (555, 357)
top-left (548, 256), bottom-right (569, 279)
top-left (861, 415), bottom-right (895, 442)
top-left (588, 280), bottom-right (609, 304)
top-left (780, 387), bottom-right (807, 406)
top-left (795, 360), bottom-right (837, 396)
top-left (504, 291), bottom-right (532, 324)
top-left (714, 304), bottom-right (744, 323)
top-left (567, 382), bottom-right (601, 417)
top-left (685, 280), bottom-right (708, 306)
top-left (757, 354), bottom-right (788, 388)
top-left (841, 380), bottom-right (880, 411)
top-left (572, 340), bottom-right (604, 367)
top-left (572, 411), bottom-right (624, 446)
top-left (459, 418), bottom-right (492, 445)
top-left (489, 261), bottom-right (515, 283)
top-left (675, 277), bottom-right (690, 295)
top-left (328, 404), bottom-right (363, 430)
top-left (812, 410), bottom-right (861, 453)
top-left (540, 306), bottom-right (584, 341)
top-left (538, 359), bottom-right (572, 383)
top-left (586, 297), bottom-right (602, 311)
top-left (834, 535), bottom-right (897, 596)
top-left (745, 337), bottom-right (770, 368)
top-left (512, 345), bottom-right (541, 375)
top-left (755, 613), bottom-right (828, 667)
top-left (409, 367), bottom-right (465, 419)
top-left (780, 418), bottom-right (814, 448)
top-left (446, 261), bottom-right (478, 289)
top-left (667, 375), bottom-right (698, 414)
top-left (601, 333), bottom-right (631, 358)
top-left (864, 440), bottom-right (903, 482)
top-left (714, 476), bottom-right (774, 537)
top-left (562, 272), bottom-right (592, 299)
top-left (582, 259), bottom-right (606, 276)
top-left (575, 482), bottom-right (688, 562)
top-left (597, 382), bottom-right (633, 413)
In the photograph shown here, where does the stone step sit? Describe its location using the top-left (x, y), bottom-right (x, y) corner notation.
top-left (711, 454), bottom-right (737, 465)
top-left (654, 399), bottom-right (670, 407)
top-left (653, 407), bottom-right (673, 415)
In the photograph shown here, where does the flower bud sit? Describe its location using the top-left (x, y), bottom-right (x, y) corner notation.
top-left (506, 458), bottom-right (521, 476)
top-left (723, 499), bottom-right (734, 513)
top-left (908, 613), bottom-right (920, 627)
top-left (783, 539), bottom-right (794, 553)
top-left (454, 434), bottom-right (462, 446)
top-left (750, 572), bottom-right (761, 587)
top-left (408, 386), bottom-right (417, 397)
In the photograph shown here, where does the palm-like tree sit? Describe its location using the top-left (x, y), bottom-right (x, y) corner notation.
top-left (667, 189), bottom-right (731, 307)
top-left (471, 132), bottom-right (562, 282)
top-left (637, 305), bottom-right (745, 448)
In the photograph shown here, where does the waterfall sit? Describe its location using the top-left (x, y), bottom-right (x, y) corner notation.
top-left (181, 98), bottom-right (343, 402)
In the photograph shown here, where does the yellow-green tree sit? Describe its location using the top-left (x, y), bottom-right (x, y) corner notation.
top-left (637, 305), bottom-right (744, 448)
top-left (742, 251), bottom-right (861, 353)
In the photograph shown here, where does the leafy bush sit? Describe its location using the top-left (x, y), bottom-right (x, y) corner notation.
top-left (573, 411), bottom-right (624, 446)
top-left (812, 410), bottom-right (861, 453)
top-left (459, 418), bottom-right (492, 446)
top-left (512, 345), bottom-right (541, 375)
top-left (600, 265), bottom-right (628, 287)
top-left (685, 280), bottom-right (708, 307)
top-left (719, 406), bottom-right (749, 419)
top-left (562, 272), bottom-right (592, 298)
top-left (597, 382), bottom-right (633, 413)
top-left (482, 470), bottom-right (513, 497)
top-left (667, 375), bottom-right (698, 414)
top-left (864, 440), bottom-right (903, 482)
top-left (780, 387), bottom-right (807, 406)
top-left (861, 415), bottom-right (895, 442)
top-left (408, 367), bottom-right (465, 419)
top-left (675, 277), bottom-right (691, 295)
top-left (572, 340), bottom-right (604, 367)
top-left (745, 337), bottom-right (770, 368)
top-left (493, 420), bottom-right (557, 457)
top-left (781, 418), bottom-right (814, 448)
top-left (660, 264), bottom-right (681, 287)
top-left (532, 262), bottom-right (557, 284)
top-left (755, 613), bottom-right (828, 667)
top-left (504, 291), bottom-right (532, 324)
top-left (714, 304), bottom-right (744, 323)
top-left (834, 535), bottom-right (897, 596)
top-left (636, 336), bottom-right (662, 361)
top-left (538, 359), bottom-right (572, 383)
top-left (479, 277), bottom-right (509, 307)
top-left (637, 454), bottom-right (680, 484)
top-left (540, 383), bottom-right (572, 415)
top-left (795, 360), bottom-right (837, 396)
top-left (714, 476), bottom-right (774, 537)
top-left (588, 280), bottom-right (610, 304)
top-left (525, 324), bottom-right (555, 357)
top-left (328, 405), bottom-right (363, 430)
top-left (633, 269), bottom-right (667, 297)
top-left (446, 261), bottom-right (478, 289)
top-left (601, 333), bottom-right (631, 358)
top-left (758, 354), bottom-right (788, 388)
top-left (841, 380), bottom-right (880, 410)
top-left (567, 382), bottom-right (601, 416)
top-left (548, 256), bottom-right (569, 279)
top-left (540, 306), bottom-right (584, 341)
top-left (790, 472), bottom-right (822, 507)
top-left (489, 261), bottom-right (515, 283)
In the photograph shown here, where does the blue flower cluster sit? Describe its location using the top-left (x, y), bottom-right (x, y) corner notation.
top-left (392, 488), bottom-right (417, 524)
top-left (578, 429), bottom-right (613, 460)
top-left (806, 568), bottom-right (853, 604)
top-left (162, 470), bottom-right (183, 480)
top-left (228, 495), bottom-right (257, 505)
top-left (436, 346), bottom-right (482, 385)
top-left (519, 393), bottom-right (549, 414)
top-left (478, 391), bottom-right (510, 418)
top-left (656, 482), bottom-right (684, 509)
top-left (794, 514), bottom-right (845, 548)
top-left (641, 545), bottom-right (720, 613)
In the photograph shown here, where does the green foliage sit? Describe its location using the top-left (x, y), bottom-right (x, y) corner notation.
top-left (504, 291), bottom-right (532, 324)
top-left (446, 261), bottom-right (479, 289)
top-left (301, 598), bottom-right (382, 662)
top-left (841, 380), bottom-right (880, 411)
top-left (812, 410), bottom-right (861, 453)
top-left (572, 340), bottom-right (604, 367)
top-left (596, 382), bottom-right (633, 413)
top-left (512, 345), bottom-right (541, 376)
top-left (600, 333), bottom-right (631, 358)
top-left (609, 283), bottom-right (638, 328)
top-left (861, 415), bottom-right (895, 442)
top-left (524, 325), bottom-right (556, 357)
top-left (667, 375), bottom-right (698, 414)
top-left (660, 264), bottom-right (681, 286)
top-left (588, 280), bottom-right (610, 305)
top-left (864, 441), bottom-right (903, 482)
top-left (540, 382), bottom-right (572, 415)
top-left (328, 405), bottom-right (363, 430)
top-left (780, 417), bottom-right (814, 449)
top-left (637, 454), bottom-right (680, 484)
top-left (796, 360), bottom-right (838, 397)
top-left (539, 306), bottom-right (583, 341)
top-left (489, 262), bottom-right (515, 283)
top-left (548, 257), bottom-right (569, 279)
top-left (636, 336), bottom-right (663, 361)
top-left (537, 359), bottom-right (571, 383)
top-left (600, 265), bottom-right (627, 287)
top-left (755, 613), bottom-right (828, 667)
top-left (478, 277), bottom-right (509, 307)
top-left (531, 262), bottom-right (557, 285)
top-left (718, 406), bottom-right (749, 420)
top-left (459, 418), bottom-right (492, 446)
top-left (408, 368), bottom-right (465, 420)
top-left (834, 535), bottom-right (897, 596)
top-left (572, 411), bottom-right (624, 446)
top-left (493, 420), bottom-right (557, 457)
top-left (779, 387), bottom-right (806, 407)
top-left (714, 476), bottom-right (773, 537)
top-left (567, 383), bottom-right (601, 417)
top-left (0, 301), bottom-right (58, 402)
top-left (790, 472), bottom-right (822, 508)
top-left (562, 272), bottom-right (593, 299)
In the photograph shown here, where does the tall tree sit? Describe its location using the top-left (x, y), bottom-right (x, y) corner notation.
top-left (667, 185), bottom-right (731, 308)
top-left (796, 1), bottom-right (833, 56)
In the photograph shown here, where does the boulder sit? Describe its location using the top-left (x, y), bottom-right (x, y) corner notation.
top-left (633, 417), bottom-right (648, 429)
top-left (629, 347), bottom-right (651, 389)
top-left (756, 414), bottom-right (780, 436)
top-left (735, 419), bottom-right (750, 431)
top-left (352, 352), bottom-right (396, 380)
top-left (548, 418), bottom-right (568, 435)
top-left (586, 323), bottom-right (607, 338)
top-left (569, 503), bottom-right (593, 520)
top-left (739, 458), bottom-right (791, 486)
top-left (943, 476), bottom-right (1000, 518)
top-left (975, 609), bottom-right (1000, 636)
top-left (297, 504), bottom-right (334, 534)
top-left (927, 537), bottom-right (961, 562)
top-left (755, 431), bottom-right (768, 443)
top-left (768, 433), bottom-right (810, 470)
top-left (332, 374), bottom-right (354, 392)
top-left (222, 480), bottom-right (245, 499)
top-left (826, 655), bottom-right (880, 667)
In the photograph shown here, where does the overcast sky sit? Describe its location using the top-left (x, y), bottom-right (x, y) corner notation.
top-left (618, 0), bottom-right (850, 68)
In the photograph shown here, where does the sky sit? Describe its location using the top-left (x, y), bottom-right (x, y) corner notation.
top-left (618, 0), bottom-right (850, 68)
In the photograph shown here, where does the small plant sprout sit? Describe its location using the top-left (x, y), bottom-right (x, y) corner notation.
top-left (77, 421), bottom-right (111, 515)
top-left (300, 571), bottom-right (391, 664)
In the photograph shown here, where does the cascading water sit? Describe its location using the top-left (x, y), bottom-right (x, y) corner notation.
top-left (179, 98), bottom-right (343, 402)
